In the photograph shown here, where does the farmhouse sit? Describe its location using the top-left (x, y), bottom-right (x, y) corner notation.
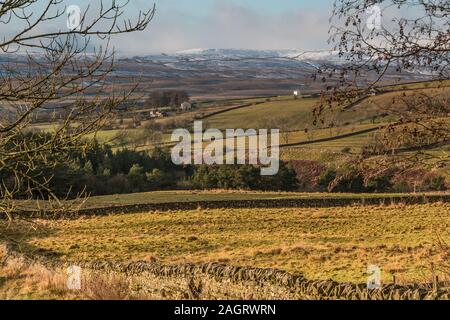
top-left (369, 88), bottom-right (380, 96)
top-left (150, 110), bottom-right (165, 118)
top-left (293, 90), bottom-right (302, 98)
top-left (180, 101), bottom-right (192, 111)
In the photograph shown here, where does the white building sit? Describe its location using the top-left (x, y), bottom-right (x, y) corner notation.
top-left (369, 88), bottom-right (379, 96)
top-left (149, 110), bottom-right (165, 118)
top-left (180, 101), bottom-right (192, 111)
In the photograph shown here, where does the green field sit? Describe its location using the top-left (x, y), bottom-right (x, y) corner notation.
top-left (12, 189), bottom-right (450, 216)
top-left (62, 190), bottom-right (450, 209)
top-left (203, 94), bottom-right (386, 132)
top-left (204, 96), bottom-right (318, 130)
top-left (380, 79), bottom-right (450, 91)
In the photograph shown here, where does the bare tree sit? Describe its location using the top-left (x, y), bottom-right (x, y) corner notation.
top-left (0, 0), bottom-right (155, 218)
top-left (317, 0), bottom-right (449, 177)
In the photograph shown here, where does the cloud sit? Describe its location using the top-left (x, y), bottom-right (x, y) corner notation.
top-left (110, 1), bottom-right (332, 55)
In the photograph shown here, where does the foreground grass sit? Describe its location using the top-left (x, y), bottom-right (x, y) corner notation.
top-left (0, 247), bottom-right (143, 300)
top-left (4, 203), bottom-right (448, 285)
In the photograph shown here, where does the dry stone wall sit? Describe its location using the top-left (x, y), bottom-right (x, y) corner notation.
top-left (1, 243), bottom-right (448, 300)
top-left (15, 194), bottom-right (450, 219)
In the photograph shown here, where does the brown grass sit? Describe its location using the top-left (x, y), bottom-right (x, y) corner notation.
top-left (3, 203), bottom-right (448, 284)
top-left (82, 273), bottom-right (131, 300)
top-left (0, 255), bottom-right (150, 300)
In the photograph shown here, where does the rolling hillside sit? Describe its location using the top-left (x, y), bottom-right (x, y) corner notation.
top-left (28, 80), bottom-right (449, 160)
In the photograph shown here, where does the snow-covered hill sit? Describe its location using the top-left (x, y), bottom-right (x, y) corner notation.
top-left (116, 48), bottom-right (347, 79)
top-left (172, 48), bottom-right (344, 64)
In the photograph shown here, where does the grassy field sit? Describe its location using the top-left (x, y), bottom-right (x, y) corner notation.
top-left (82, 190), bottom-right (309, 208)
top-left (67, 190), bottom-right (450, 209)
top-left (203, 94), bottom-right (384, 132)
top-left (351, 86), bottom-right (449, 114)
top-left (204, 96), bottom-right (329, 131)
top-left (203, 84), bottom-right (449, 151)
top-left (14, 190), bottom-right (442, 211)
top-left (380, 79), bottom-right (450, 91)
top-left (3, 202), bottom-right (448, 285)
top-left (30, 123), bottom-right (141, 144)
top-left (290, 131), bottom-right (376, 152)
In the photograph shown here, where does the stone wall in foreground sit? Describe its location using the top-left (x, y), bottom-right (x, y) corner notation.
top-left (2, 243), bottom-right (448, 300)
top-left (78, 261), bottom-right (449, 300)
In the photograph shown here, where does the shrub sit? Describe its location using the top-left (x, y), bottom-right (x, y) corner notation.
top-left (290, 160), bottom-right (326, 191)
top-left (191, 162), bottom-right (297, 191)
top-left (332, 172), bottom-right (365, 193)
top-left (146, 168), bottom-right (172, 189)
top-left (128, 164), bottom-right (147, 193)
top-left (420, 174), bottom-right (446, 191)
top-left (391, 180), bottom-right (410, 193)
top-left (341, 147), bottom-right (352, 154)
top-left (106, 174), bottom-right (131, 194)
top-left (366, 174), bottom-right (393, 193)
top-left (317, 169), bottom-right (337, 191)
top-left (391, 169), bottom-right (447, 192)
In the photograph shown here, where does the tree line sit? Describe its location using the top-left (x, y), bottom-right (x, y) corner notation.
top-left (3, 134), bottom-right (445, 201)
top-left (145, 90), bottom-right (190, 109)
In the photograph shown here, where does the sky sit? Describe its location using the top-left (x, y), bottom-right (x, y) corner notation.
top-left (4, 1), bottom-right (427, 55)
top-left (110, 0), bottom-right (336, 54)
top-left (4, 0), bottom-right (336, 55)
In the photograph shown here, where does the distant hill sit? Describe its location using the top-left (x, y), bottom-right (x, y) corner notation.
top-left (118, 48), bottom-right (432, 81)
top-left (0, 49), bottom-right (435, 102)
